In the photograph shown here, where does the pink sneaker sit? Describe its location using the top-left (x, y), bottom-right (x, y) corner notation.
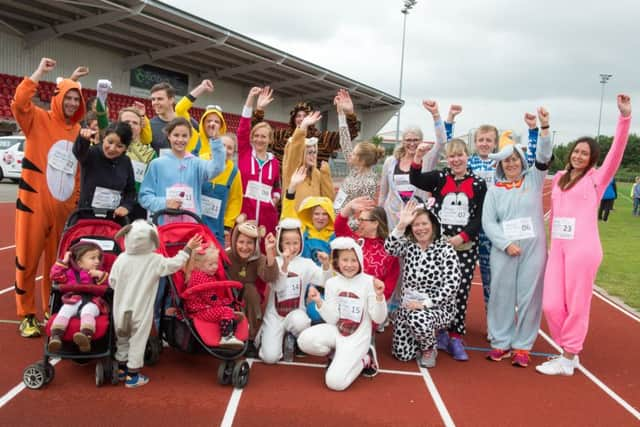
top-left (486, 348), bottom-right (511, 361)
top-left (511, 350), bottom-right (530, 368)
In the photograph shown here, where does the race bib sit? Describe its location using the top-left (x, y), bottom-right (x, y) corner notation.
top-left (91, 187), bottom-right (121, 210)
top-left (277, 276), bottom-right (301, 302)
top-left (393, 174), bottom-right (415, 193)
top-left (49, 146), bottom-right (77, 175)
top-left (552, 217), bottom-right (576, 240)
top-left (475, 170), bottom-right (495, 187)
top-left (333, 189), bottom-right (348, 210)
top-left (245, 180), bottom-right (272, 203)
top-left (201, 195), bottom-right (222, 219)
top-left (131, 160), bottom-right (147, 184)
top-left (166, 185), bottom-right (195, 210)
top-left (440, 204), bottom-right (469, 226)
top-left (338, 295), bottom-right (364, 323)
top-left (502, 217), bottom-right (535, 241)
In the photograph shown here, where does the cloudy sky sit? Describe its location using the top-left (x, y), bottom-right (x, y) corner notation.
top-left (166, 0), bottom-right (639, 144)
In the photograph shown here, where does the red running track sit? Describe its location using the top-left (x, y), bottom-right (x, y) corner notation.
top-left (0, 181), bottom-right (638, 426)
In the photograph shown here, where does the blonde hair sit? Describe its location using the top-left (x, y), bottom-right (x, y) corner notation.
top-left (474, 125), bottom-right (499, 144)
top-left (394, 127), bottom-right (423, 160)
top-left (221, 133), bottom-right (238, 153)
top-left (250, 122), bottom-right (273, 143)
top-left (445, 138), bottom-right (469, 157)
top-left (184, 245), bottom-right (219, 283)
top-left (356, 142), bottom-right (385, 167)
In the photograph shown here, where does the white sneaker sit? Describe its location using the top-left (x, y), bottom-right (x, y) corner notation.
top-left (219, 335), bottom-right (244, 348)
top-left (535, 355), bottom-right (579, 376)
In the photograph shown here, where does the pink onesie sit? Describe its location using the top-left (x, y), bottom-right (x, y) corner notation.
top-left (543, 115), bottom-right (631, 354)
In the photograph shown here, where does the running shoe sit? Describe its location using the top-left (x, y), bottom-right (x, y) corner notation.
top-left (487, 348), bottom-right (512, 362)
top-left (511, 350), bottom-right (530, 368)
top-left (19, 315), bottom-right (41, 338)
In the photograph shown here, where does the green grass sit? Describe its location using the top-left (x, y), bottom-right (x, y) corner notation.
top-left (596, 182), bottom-right (640, 310)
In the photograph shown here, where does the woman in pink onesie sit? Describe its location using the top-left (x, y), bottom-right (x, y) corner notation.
top-left (537, 94), bottom-right (631, 376)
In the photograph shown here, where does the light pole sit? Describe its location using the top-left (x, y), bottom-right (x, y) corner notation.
top-left (394, 0), bottom-right (417, 145)
top-left (596, 73), bottom-right (612, 143)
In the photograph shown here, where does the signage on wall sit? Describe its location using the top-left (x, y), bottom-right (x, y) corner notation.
top-left (129, 64), bottom-right (189, 98)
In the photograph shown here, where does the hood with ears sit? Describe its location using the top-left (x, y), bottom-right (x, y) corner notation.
top-left (330, 237), bottom-right (364, 278)
top-left (115, 220), bottom-right (160, 255)
top-left (275, 217), bottom-right (304, 257)
top-left (51, 78), bottom-right (85, 125)
top-left (489, 130), bottom-right (528, 181)
top-left (229, 214), bottom-right (264, 262)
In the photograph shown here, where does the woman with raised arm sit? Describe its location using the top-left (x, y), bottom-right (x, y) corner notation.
top-left (237, 87), bottom-right (281, 240)
top-left (482, 108), bottom-right (553, 368)
top-left (536, 94), bottom-right (632, 376)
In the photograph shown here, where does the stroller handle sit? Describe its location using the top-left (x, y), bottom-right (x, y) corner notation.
top-left (151, 209), bottom-right (204, 225)
top-left (65, 208), bottom-right (130, 228)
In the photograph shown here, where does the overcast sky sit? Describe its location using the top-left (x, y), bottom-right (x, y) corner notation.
top-left (166, 0), bottom-right (639, 145)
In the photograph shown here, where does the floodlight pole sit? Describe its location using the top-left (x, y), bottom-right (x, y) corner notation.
top-left (395, 0), bottom-right (417, 145)
top-left (596, 73), bottom-right (612, 143)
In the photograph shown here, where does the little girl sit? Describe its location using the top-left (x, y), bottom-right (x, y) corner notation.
top-left (48, 241), bottom-right (109, 353)
top-left (184, 242), bottom-right (244, 348)
top-left (298, 237), bottom-right (387, 391)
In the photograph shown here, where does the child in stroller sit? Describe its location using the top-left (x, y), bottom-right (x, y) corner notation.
top-left (183, 242), bottom-right (245, 348)
top-left (47, 241), bottom-right (109, 353)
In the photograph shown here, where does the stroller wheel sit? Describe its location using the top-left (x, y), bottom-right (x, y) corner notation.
top-left (23, 363), bottom-right (46, 389)
top-left (109, 359), bottom-right (120, 385)
top-left (39, 361), bottom-right (55, 384)
top-left (217, 360), bottom-right (233, 386)
top-left (95, 361), bottom-right (105, 387)
top-left (144, 336), bottom-right (162, 366)
top-left (231, 360), bottom-right (250, 389)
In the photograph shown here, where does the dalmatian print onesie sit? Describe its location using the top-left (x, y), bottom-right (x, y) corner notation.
top-left (409, 167), bottom-right (486, 335)
top-left (385, 231), bottom-right (461, 360)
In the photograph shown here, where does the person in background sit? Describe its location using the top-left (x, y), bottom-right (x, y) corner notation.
top-left (632, 176), bottom-right (640, 216)
top-left (598, 178), bottom-right (617, 222)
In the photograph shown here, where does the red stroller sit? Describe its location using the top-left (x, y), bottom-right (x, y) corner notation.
top-left (153, 209), bottom-right (251, 388)
top-left (23, 209), bottom-right (126, 389)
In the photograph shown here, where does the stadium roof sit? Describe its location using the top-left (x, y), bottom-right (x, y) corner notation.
top-left (0, 0), bottom-right (403, 112)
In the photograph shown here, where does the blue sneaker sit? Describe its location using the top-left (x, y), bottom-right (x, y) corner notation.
top-left (125, 373), bottom-right (149, 388)
top-left (436, 330), bottom-right (449, 351)
top-left (117, 367), bottom-right (127, 382)
top-left (447, 337), bottom-right (469, 361)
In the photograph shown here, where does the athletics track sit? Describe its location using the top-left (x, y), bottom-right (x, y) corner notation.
top-left (0, 181), bottom-right (638, 426)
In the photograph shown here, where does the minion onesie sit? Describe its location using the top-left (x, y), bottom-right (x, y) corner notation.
top-left (481, 131), bottom-right (552, 353)
top-left (11, 76), bottom-right (85, 333)
top-left (297, 237), bottom-right (387, 391)
top-left (258, 218), bottom-right (331, 364)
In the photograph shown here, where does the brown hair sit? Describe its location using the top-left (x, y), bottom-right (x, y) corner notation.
top-left (474, 125), bottom-right (499, 144)
top-left (557, 137), bottom-right (600, 191)
top-left (164, 117), bottom-right (192, 137)
top-left (150, 82), bottom-right (175, 99)
top-left (250, 122), bottom-right (274, 144)
top-left (356, 142), bottom-right (385, 167)
top-left (331, 248), bottom-right (361, 275)
top-left (368, 207), bottom-right (389, 239)
top-left (405, 208), bottom-right (441, 243)
top-left (70, 241), bottom-right (103, 267)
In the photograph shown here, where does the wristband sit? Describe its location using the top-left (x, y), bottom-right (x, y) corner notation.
top-left (540, 125), bottom-right (550, 130)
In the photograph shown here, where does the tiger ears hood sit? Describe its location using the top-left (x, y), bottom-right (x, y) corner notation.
top-left (115, 220), bottom-right (160, 255)
top-left (51, 78), bottom-right (85, 125)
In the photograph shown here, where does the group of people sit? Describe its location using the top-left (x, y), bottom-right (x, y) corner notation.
top-left (11, 57), bottom-right (632, 390)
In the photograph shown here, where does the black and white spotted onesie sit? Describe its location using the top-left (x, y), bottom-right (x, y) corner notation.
top-left (385, 232), bottom-right (461, 361)
top-left (409, 166), bottom-right (486, 336)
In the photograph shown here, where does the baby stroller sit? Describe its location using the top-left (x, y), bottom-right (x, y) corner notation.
top-left (22, 209), bottom-right (126, 389)
top-left (153, 209), bottom-right (251, 389)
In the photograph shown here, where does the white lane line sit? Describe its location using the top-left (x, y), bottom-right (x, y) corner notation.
top-left (0, 319), bottom-right (21, 325)
top-left (220, 359), bottom-right (253, 427)
top-left (537, 329), bottom-right (640, 421)
top-left (0, 276), bottom-right (42, 295)
top-left (416, 361), bottom-right (456, 427)
top-left (593, 291), bottom-right (640, 323)
top-left (255, 359), bottom-right (422, 376)
top-left (0, 245), bottom-right (15, 252)
top-left (0, 358), bottom-right (61, 409)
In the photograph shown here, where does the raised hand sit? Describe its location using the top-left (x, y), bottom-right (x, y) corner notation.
top-left (257, 86), bottom-right (274, 110)
top-left (398, 199), bottom-right (419, 228)
top-left (289, 166), bottom-right (307, 192)
top-left (316, 251), bottom-right (330, 270)
top-left (244, 86), bottom-right (262, 107)
top-left (537, 107), bottom-right (549, 128)
top-left (264, 232), bottom-right (277, 254)
top-left (186, 234), bottom-right (204, 251)
top-left (447, 104), bottom-right (463, 122)
top-left (422, 100), bottom-right (440, 118)
top-left (524, 112), bottom-right (537, 129)
top-left (414, 142), bottom-right (430, 160)
top-left (300, 111), bottom-right (322, 131)
top-left (200, 79), bottom-right (214, 93)
top-left (345, 196), bottom-right (376, 216)
top-left (133, 101), bottom-right (146, 117)
top-left (79, 128), bottom-right (97, 140)
top-left (373, 278), bottom-right (385, 298)
top-left (70, 66), bottom-right (90, 81)
top-left (38, 58), bottom-right (56, 74)
top-left (617, 94), bottom-right (632, 117)
top-left (336, 89), bottom-right (354, 115)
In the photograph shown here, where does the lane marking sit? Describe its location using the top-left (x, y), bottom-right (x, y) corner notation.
top-left (220, 359), bottom-right (253, 427)
top-left (254, 359), bottom-right (422, 376)
top-left (0, 319), bottom-right (21, 325)
top-left (0, 276), bottom-right (42, 296)
top-left (537, 329), bottom-right (640, 421)
top-left (0, 245), bottom-right (15, 252)
top-left (416, 361), bottom-right (456, 427)
top-left (0, 358), bottom-right (60, 409)
top-left (592, 291), bottom-right (640, 323)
